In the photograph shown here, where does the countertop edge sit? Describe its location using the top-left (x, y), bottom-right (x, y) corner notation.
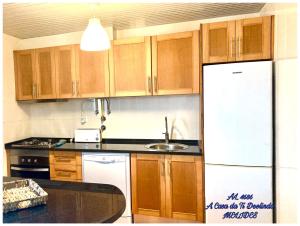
top-left (5, 138), bottom-right (202, 156)
top-left (55, 148), bottom-right (202, 156)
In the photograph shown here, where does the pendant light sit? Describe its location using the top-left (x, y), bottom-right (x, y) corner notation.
top-left (80, 16), bottom-right (110, 51)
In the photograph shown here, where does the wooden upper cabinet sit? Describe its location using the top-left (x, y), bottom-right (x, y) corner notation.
top-left (35, 47), bottom-right (56, 99)
top-left (165, 155), bottom-right (203, 222)
top-left (76, 45), bottom-right (109, 98)
top-left (14, 50), bottom-right (36, 100)
top-left (152, 31), bottom-right (200, 95)
top-left (131, 154), bottom-right (166, 217)
top-left (202, 21), bottom-right (236, 63)
top-left (109, 37), bottom-right (152, 97)
top-left (202, 16), bottom-right (273, 63)
top-left (236, 16), bottom-right (272, 61)
top-left (55, 45), bottom-right (77, 98)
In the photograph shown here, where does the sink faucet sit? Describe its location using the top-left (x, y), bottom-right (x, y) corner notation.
top-left (163, 116), bottom-right (169, 144)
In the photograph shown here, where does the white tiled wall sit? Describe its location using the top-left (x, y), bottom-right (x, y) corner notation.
top-left (29, 95), bottom-right (200, 140)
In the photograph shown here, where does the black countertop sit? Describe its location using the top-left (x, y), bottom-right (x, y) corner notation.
top-left (5, 138), bottom-right (202, 156)
top-left (3, 177), bottom-right (126, 223)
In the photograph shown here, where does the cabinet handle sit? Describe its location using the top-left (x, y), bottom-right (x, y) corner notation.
top-left (76, 80), bottom-right (79, 96)
top-left (35, 84), bottom-right (38, 98)
top-left (154, 77), bottom-right (158, 93)
top-left (72, 81), bottom-right (75, 96)
top-left (161, 160), bottom-right (165, 176)
top-left (55, 157), bottom-right (72, 163)
top-left (148, 77), bottom-right (152, 94)
top-left (36, 85), bottom-right (39, 98)
top-left (231, 38), bottom-right (235, 58)
top-left (56, 171), bottom-right (72, 177)
top-left (239, 37), bottom-right (242, 56)
top-left (168, 161), bottom-right (172, 180)
top-left (32, 85), bottom-right (36, 98)
top-left (237, 37), bottom-right (241, 58)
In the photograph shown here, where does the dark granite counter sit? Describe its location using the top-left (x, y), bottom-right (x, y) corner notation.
top-left (3, 177), bottom-right (126, 223)
top-left (5, 138), bottom-right (202, 156)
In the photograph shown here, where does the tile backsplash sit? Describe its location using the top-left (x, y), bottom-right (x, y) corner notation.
top-left (30, 95), bottom-right (200, 140)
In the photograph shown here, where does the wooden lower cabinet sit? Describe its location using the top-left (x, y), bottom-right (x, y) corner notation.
top-left (131, 154), bottom-right (204, 223)
top-left (131, 154), bottom-right (166, 217)
top-left (49, 151), bottom-right (82, 182)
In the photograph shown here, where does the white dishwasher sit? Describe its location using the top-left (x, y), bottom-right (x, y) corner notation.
top-left (82, 153), bottom-right (131, 223)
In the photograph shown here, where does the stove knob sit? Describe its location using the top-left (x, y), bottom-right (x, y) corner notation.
top-left (34, 159), bottom-right (38, 163)
top-left (27, 159), bottom-right (31, 163)
top-left (21, 158), bottom-right (25, 163)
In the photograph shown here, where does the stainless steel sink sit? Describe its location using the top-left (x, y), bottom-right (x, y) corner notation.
top-left (145, 143), bottom-right (188, 151)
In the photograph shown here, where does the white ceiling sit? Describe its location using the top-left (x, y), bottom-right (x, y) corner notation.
top-left (3, 3), bottom-right (265, 39)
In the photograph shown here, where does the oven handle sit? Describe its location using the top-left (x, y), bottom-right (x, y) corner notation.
top-left (10, 166), bottom-right (49, 172)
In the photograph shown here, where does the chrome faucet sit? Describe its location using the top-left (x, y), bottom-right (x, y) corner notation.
top-left (163, 116), bottom-right (170, 144)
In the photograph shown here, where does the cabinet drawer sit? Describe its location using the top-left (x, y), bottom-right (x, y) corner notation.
top-left (52, 151), bottom-right (77, 158)
top-left (49, 151), bottom-right (81, 165)
top-left (51, 156), bottom-right (77, 165)
top-left (50, 165), bottom-right (82, 181)
top-left (51, 170), bottom-right (78, 181)
top-left (52, 163), bottom-right (77, 172)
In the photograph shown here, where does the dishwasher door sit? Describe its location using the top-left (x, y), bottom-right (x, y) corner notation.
top-left (82, 153), bottom-right (131, 219)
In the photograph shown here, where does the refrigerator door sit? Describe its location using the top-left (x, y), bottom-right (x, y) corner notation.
top-left (203, 61), bottom-right (273, 166)
top-left (205, 164), bottom-right (273, 223)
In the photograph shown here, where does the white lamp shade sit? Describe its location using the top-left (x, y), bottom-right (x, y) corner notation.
top-left (80, 18), bottom-right (110, 51)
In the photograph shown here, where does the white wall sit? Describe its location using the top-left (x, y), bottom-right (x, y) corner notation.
top-left (30, 95), bottom-right (199, 140)
top-left (2, 34), bottom-right (31, 176)
top-left (260, 3), bottom-right (298, 223)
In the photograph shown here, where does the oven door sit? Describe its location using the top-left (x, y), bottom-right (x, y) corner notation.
top-left (10, 165), bottom-right (50, 179)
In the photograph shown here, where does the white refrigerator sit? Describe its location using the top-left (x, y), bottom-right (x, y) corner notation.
top-left (203, 61), bottom-right (273, 223)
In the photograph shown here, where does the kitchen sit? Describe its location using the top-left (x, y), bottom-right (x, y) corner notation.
top-left (2, 2), bottom-right (298, 224)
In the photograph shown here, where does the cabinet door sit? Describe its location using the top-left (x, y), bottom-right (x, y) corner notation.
top-left (152, 31), bottom-right (199, 95)
top-left (236, 16), bottom-right (272, 61)
top-left (76, 45), bottom-right (109, 98)
top-left (35, 47), bottom-right (56, 99)
top-left (165, 155), bottom-right (204, 222)
top-left (131, 154), bottom-right (166, 217)
top-left (14, 50), bottom-right (36, 100)
top-left (55, 45), bottom-right (77, 98)
top-left (202, 21), bottom-right (236, 63)
top-left (109, 37), bottom-right (152, 97)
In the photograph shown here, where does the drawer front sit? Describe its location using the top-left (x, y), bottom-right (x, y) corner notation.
top-left (49, 151), bottom-right (82, 165)
top-left (51, 156), bottom-right (77, 165)
top-left (52, 163), bottom-right (77, 172)
top-left (50, 165), bottom-right (82, 181)
top-left (53, 151), bottom-right (77, 158)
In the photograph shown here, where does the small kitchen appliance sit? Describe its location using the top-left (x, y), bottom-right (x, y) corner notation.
top-left (74, 128), bottom-right (101, 143)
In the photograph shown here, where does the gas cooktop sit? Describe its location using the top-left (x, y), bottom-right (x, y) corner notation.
top-left (11, 138), bottom-right (66, 149)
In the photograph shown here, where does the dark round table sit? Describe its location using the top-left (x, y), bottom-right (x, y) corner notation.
top-left (3, 177), bottom-right (126, 223)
